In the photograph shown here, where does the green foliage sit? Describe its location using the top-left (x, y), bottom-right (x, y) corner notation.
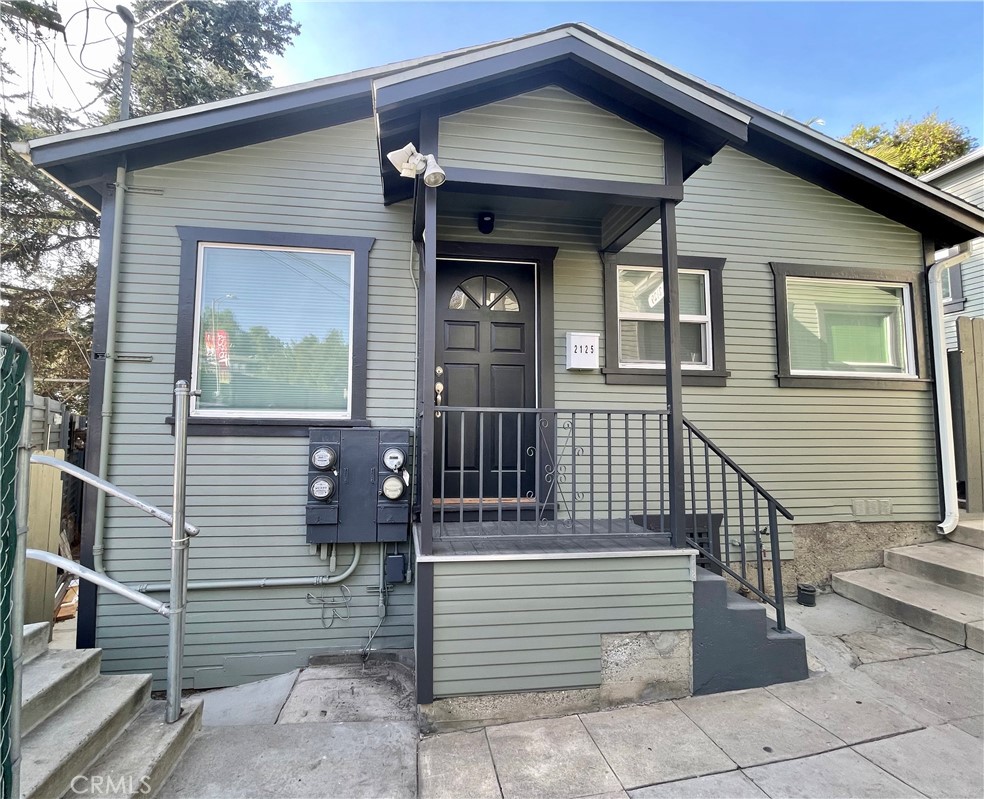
top-left (99, 0), bottom-right (300, 118)
top-left (1, 1), bottom-right (299, 411)
top-left (842, 113), bottom-right (976, 177)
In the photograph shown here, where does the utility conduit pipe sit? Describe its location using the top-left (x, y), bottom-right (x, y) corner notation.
top-left (131, 543), bottom-right (362, 593)
top-left (928, 253), bottom-right (966, 535)
top-left (92, 162), bottom-right (128, 573)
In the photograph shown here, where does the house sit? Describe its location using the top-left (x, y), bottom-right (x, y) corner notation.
top-left (921, 149), bottom-right (984, 512)
top-left (17, 24), bottom-right (984, 726)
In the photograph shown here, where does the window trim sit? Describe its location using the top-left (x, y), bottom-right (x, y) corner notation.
top-left (174, 227), bottom-right (373, 435)
top-left (602, 252), bottom-right (728, 386)
top-left (935, 247), bottom-right (966, 312)
top-left (770, 262), bottom-right (931, 391)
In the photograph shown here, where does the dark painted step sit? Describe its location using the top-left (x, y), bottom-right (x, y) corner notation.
top-left (692, 568), bottom-right (808, 695)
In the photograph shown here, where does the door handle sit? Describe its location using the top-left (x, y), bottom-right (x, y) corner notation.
top-left (435, 381), bottom-right (444, 417)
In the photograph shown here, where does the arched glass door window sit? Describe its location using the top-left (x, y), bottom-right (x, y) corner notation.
top-left (448, 275), bottom-right (520, 312)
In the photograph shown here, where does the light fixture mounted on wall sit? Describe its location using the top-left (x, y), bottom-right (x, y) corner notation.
top-left (386, 143), bottom-right (446, 187)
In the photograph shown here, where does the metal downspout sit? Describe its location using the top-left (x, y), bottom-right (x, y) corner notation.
top-left (928, 258), bottom-right (961, 534)
top-left (92, 164), bottom-right (127, 573)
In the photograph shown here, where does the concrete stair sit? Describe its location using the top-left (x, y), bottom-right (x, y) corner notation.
top-left (833, 517), bottom-right (984, 653)
top-left (18, 623), bottom-right (202, 799)
top-left (692, 568), bottom-right (809, 695)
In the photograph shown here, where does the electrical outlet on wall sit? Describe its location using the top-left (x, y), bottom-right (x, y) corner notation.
top-left (852, 499), bottom-right (893, 517)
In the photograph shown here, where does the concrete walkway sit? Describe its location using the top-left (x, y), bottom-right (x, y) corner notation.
top-left (419, 594), bottom-right (984, 799)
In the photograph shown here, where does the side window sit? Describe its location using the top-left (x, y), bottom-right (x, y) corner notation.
top-left (175, 228), bottom-right (373, 430)
top-left (602, 254), bottom-right (727, 386)
top-left (771, 262), bottom-right (929, 390)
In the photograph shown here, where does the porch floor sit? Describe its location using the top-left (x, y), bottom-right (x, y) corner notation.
top-left (428, 519), bottom-right (673, 556)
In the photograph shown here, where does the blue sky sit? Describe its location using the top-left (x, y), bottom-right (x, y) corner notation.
top-left (270, 1), bottom-right (984, 143)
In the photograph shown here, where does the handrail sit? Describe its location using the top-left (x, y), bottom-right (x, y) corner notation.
top-left (682, 417), bottom-right (793, 520)
top-left (30, 453), bottom-right (200, 537)
top-left (26, 550), bottom-right (170, 617)
top-left (441, 406), bottom-right (670, 415)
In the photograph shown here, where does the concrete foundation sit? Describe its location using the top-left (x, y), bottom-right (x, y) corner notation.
top-left (742, 521), bottom-right (939, 595)
top-left (418, 630), bottom-right (693, 732)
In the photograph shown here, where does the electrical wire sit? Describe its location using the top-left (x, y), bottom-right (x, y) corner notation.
top-left (305, 583), bottom-right (352, 629)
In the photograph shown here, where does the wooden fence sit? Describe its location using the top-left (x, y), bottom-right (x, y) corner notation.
top-left (949, 316), bottom-right (984, 514)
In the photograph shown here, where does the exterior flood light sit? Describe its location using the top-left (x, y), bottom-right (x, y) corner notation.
top-left (386, 142), bottom-right (446, 187)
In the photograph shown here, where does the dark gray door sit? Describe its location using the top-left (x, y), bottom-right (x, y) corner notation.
top-left (435, 260), bottom-right (537, 502)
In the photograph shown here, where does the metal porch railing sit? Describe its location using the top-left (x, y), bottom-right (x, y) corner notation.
top-left (1, 343), bottom-right (197, 799)
top-left (430, 406), bottom-right (792, 631)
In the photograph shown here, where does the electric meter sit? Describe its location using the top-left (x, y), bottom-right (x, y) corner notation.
top-left (382, 447), bottom-right (405, 471)
top-left (381, 475), bottom-right (406, 500)
top-left (309, 475), bottom-right (335, 501)
top-left (310, 446), bottom-right (337, 470)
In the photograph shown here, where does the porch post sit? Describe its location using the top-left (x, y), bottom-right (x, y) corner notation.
top-left (415, 109), bottom-right (439, 705)
top-left (661, 199), bottom-right (686, 548)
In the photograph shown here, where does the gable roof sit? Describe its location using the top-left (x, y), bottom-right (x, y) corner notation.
top-left (17, 23), bottom-right (983, 246)
top-left (919, 148), bottom-right (984, 184)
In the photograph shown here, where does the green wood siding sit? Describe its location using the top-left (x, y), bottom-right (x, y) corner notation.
top-left (432, 555), bottom-right (693, 697)
top-left (97, 120), bottom-right (419, 686)
top-left (930, 161), bottom-right (983, 350)
top-left (438, 86), bottom-right (665, 183)
top-left (439, 146), bottom-right (938, 553)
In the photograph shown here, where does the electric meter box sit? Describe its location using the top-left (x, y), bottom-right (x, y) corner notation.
top-left (565, 332), bottom-right (600, 370)
top-left (305, 428), bottom-right (412, 545)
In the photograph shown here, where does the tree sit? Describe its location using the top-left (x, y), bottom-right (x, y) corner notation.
top-left (98, 0), bottom-right (299, 119)
top-left (1, 1), bottom-right (299, 411)
top-left (842, 113), bottom-right (976, 177)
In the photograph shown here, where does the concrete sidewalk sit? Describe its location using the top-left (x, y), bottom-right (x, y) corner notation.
top-left (419, 594), bottom-right (984, 799)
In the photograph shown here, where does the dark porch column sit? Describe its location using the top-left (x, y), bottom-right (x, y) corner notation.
top-left (415, 110), bottom-right (439, 706)
top-left (661, 199), bottom-right (686, 548)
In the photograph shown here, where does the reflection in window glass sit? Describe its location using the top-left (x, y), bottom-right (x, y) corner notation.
top-left (194, 244), bottom-right (353, 416)
top-left (616, 266), bottom-right (711, 368)
top-left (786, 277), bottom-right (912, 376)
top-left (447, 276), bottom-right (520, 312)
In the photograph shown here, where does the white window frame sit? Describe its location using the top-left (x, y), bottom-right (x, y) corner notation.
top-left (786, 276), bottom-right (916, 379)
top-left (615, 265), bottom-right (714, 371)
top-left (190, 241), bottom-right (356, 420)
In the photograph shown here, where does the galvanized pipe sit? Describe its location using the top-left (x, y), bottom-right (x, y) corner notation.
top-left (131, 544), bottom-right (362, 593)
top-left (165, 381), bottom-right (190, 723)
top-left (25, 550), bottom-right (169, 617)
top-left (31, 454), bottom-right (199, 537)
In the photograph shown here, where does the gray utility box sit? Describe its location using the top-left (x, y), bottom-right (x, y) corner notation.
top-left (306, 428), bottom-right (412, 545)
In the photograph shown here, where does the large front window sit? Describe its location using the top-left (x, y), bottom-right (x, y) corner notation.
top-left (616, 266), bottom-right (713, 369)
top-left (192, 243), bottom-right (354, 418)
top-left (784, 277), bottom-right (915, 377)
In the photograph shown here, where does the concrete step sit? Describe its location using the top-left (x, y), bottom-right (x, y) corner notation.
top-left (73, 699), bottom-right (204, 798)
top-left (969, 621), bottom-right (984, 654)
top-left (23, 623), bottom-right (50, 663)
top-left (833, 567), bottom-right (984, 647)
top-left (951, 516), bottom-right (984, 550)
top-left (20, 674), bottom-right (152, 799)
top-left (21, 648), bottom-right (102, 734)
top-left (885, 541), bottom-right (984, 596)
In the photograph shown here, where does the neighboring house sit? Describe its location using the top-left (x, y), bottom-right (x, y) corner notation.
top-left (921, 149), bottom-right (984, 350)
top-left (17, 25), bottom-right (983, 723)
top-left (921, 150), bottom-right (984, 512)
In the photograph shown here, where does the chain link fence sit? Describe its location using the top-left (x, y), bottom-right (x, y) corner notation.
top-left (1, 333), bottom-right (31, 799)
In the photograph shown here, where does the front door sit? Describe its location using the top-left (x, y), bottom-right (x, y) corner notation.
top-left (434, 259), bottom-right (537, 506)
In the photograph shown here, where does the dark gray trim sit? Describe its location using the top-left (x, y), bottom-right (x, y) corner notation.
top-left (602, 253), bottom-right (728, 385)
top-left (436, 241), bottom-right (559, 414)
top-left (173, 227), bottom-right (373, 428)
top-left (770, 261), bottom-right (932, 391)
top-left (661, 200), bottom-right (686, 548)
top-left (442, 166), bottom-right (684, 206)
top-left (168, 416), bottom-right (371, 436)
top-left (600, 208), bottom-right (661, 254)
top-left (375, 37), bottom-right (749, 144)
top-left (30, 81), bottom-right (372, 179)
top-left (415, 560), bottom-right (434, 705)
top-left (77, 178), bottom-right (116, 650)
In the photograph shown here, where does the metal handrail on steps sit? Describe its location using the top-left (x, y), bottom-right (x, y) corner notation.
top-left (25, 381), bottom-right (195, 725)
